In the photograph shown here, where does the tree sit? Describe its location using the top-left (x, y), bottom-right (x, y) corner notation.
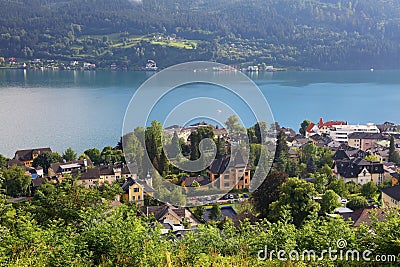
top-left (225, 115), bottom-right (242, 134)
top-left (215, 136), bottom-right (226, 159)
top-left (313, 173), bottom-right (328, 194)
top-left (169, 131), bottom-right (181, 158)
top-left (274, 130), bottom-right (289, 171)
top-left (210, 203), bottom-right (222, 220)
top-left (1, 165), bottom-right (31, 197)
top-left (299, 120), bottom-right (311, 136)
top-left (327, 179), bottom-right (348, 198)
top-left (388, 136), bottom-right (400, 165)
top-left (33, 152), bottom-right (62, 172)
top-left (269, 177), bottom-right (320, 226)
top-left (189, 131), bottom-right (200, 160)
top-left (63, 147), bottom-right (77, 162)
top-left (101, 146), bottom-right (124, 164)
top-left (306, 156), bottom-right (316, 174)
top-left (361, 181), bottom-right (378, 199)
top-left (193, 205), bottom-right (206, 221)
top-left (347, 196), bottom-right (369, 211)
top-left (191, 181), bottom-right (200, 187)
top-left (78, 153), bottom-right (90, 160)
top-left (320, 190), bottom-right (340, 214)
top-left (319, 164), bottom-right (334, 184)
top-left (365, 155), bottom-right (380, 162)
top-left (0, 154), bottom-right (8, 170)
top-left (124, 132), bottom-right (145, 176)
top-left (84, 148), bottom-right (102, 165)
top-left (158, 149), bottom-right (169, 176)
top-left (145, 120), bottom-right (163, 165)
top-left (345, 181), bottom-right (361, 194)
top-left (252, 170), bottom-right (288, 219)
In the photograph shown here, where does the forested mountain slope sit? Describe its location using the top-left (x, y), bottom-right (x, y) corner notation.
top-left (1, 0), bottom-right (400, 69)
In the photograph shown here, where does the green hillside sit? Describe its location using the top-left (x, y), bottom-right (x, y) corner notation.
top-left (1, 0), bottom-right (400, 69)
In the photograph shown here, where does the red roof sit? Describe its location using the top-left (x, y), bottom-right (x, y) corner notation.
top-left (306, 122), bottom-right (316, 133)
top-left (321, 121), bottom-right (347, 128)
top-left (318, 117), bottom-right (324, 128)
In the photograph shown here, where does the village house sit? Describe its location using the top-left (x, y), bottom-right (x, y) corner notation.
top-left (141, 203), bottom-right (200, 234)
top-left (281, 127), bottom-right (296, 138)
top-left (77, 163), bottom-right (137, 189)
top-left (340, 206), bottom-right (386, 227)
top-left (288, 148), bottom-right (300, 163)
top-left (305, 122), bottom-right (319, 138)
top-left (121, 172), bottom-right (153, 204)
top-left (332, 148), bottom-right (386, 185)
top-left (333, 157), bottom-right (384, 185)
top-left (383, 163), bottom-right (399, 185)
top-left (287, 134), bottom-right (308, 148)
top-left (381, 185), bottom-right (400, 208)
top-left (48, 159), bottom-right (93, 180)
top-left (329, 123), bottom-right (380, 143)
top-left (308, 134), bottom-right (332, 147)
top-left (347, 132), bottom-right (385, 151)
top-left (12, 147), bottom-right (52, 167)
top-left (377, 122), bottom-right (400, 133)
top-left (317, 118), bottom-right (348, 136)
top-left (207, 151), bottom-right (250, 190)
top-left (76, 167), bottom-right (101, 188)
top-left (179, 175), bottom-right (210, 187)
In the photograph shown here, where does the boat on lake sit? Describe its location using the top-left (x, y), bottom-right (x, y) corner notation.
top-left (144, 60), bottom-right (158, 71)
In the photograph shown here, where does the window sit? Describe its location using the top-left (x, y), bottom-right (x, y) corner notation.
top-left (378, 174), bottom-right (383, 185)
top-left (134, 188), bottom-right (140, 192)
top-left (245, 179), bottom-right (248, 184)
top-left (138, 195), bottom-right (141, 200)
top-left (224, 175), bottom-right (230, 179)
top-left (224, 182), bottom-right (230, 187)
top-left (132, 196), bottom-right (136, 201)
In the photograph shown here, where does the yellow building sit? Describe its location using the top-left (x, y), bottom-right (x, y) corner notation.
top-left (207, 153), bottom-right (251, 190)
top-left (13, 147), bottom-right (52, 167)
top-left (122, 174), bottom-right (154, 205)
top-left (381, 185), bottom-right (400, 208)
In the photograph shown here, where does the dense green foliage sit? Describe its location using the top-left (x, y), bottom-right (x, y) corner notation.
top-left (0, 181), bottom-right (399, 266)
top-left (0, 166), bottom-right (31, 197)
top-left (62, 147), bottom-right (77, 162)
top-left (1, 0), bottom-right (400, 69)
top-left (32, 151), bottom-right (63, 172)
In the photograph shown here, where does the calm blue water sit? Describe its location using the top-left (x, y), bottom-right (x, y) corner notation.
top-left (1, 69), bottom-right (399, 157)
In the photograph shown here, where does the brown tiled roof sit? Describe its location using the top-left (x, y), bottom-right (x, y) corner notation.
top-left (121, 162), bottom-right (138, 175)
top-left (180, 176), bottom-right (210, 186)
top-left (381, 185), bottom-right (400, 201)
top-left (341, 206), bottom-right (386, 227)
top-left (14, 147), bottom-right (52, 161)
top-left (79, 167), bottom-right (100, 179)
top-left (98, 165), bottom-right (116, 175)
top-left (31, 177), bottom-right (47, 187)
top-left (50, 159), bottom-right (93, 174)
top-left (7, 158), bottom-right (24, 167)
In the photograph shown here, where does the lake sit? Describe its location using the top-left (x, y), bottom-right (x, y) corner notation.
top-left (1, 68), bottom-right (400, 157)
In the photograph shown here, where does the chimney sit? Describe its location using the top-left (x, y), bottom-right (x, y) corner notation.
top-left (83, 159), bottom-right (87, 169)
